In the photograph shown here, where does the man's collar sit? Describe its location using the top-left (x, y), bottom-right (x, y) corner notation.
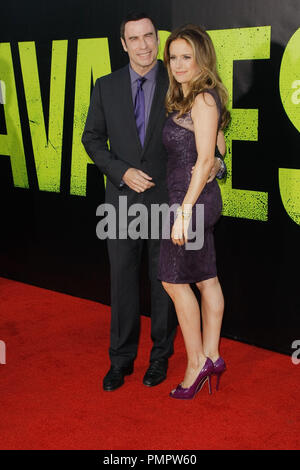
top-left (129, 61), bottom-right (159, 83)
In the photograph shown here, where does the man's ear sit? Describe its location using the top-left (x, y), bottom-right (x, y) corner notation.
top-left (121, 37), bottom-right (127, 53)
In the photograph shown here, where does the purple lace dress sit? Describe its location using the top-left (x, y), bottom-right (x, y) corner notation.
top-left (157, 89), bottom-right (222, 284)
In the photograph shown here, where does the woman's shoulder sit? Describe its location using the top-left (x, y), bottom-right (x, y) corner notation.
top-left (192, 88), bottom-right (221, 119)
top-left (191, 88), bottom-right (222, 129)
top-left (194, 88), bottom-right (220, 106)
top-left (191, 91), bottom-right (217, 113)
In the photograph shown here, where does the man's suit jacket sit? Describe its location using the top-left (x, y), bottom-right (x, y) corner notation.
top-left (82, 60), bottom-right (169, 209)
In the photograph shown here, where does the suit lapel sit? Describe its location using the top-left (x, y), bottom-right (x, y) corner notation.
top-left (120, 65), bottom-right (143, 152)
top-left (142, 61), bottom-right (168, 155)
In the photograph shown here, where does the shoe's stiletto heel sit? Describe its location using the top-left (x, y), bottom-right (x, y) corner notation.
top-left (170, 358), bottom-right (214, 399)
top-left (213, 357), bottom-right (226, 391)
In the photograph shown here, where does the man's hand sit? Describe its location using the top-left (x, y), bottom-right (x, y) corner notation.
top-left (207, 157), bottom-right (222, 182)
top-left (122, 168), bottom-right (155, 193)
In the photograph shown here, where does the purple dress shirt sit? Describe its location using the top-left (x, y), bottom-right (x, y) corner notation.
top-left (129, 62), bottom-right (158, 132)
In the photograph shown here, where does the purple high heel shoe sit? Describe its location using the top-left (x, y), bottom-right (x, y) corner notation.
top-left (213, 357), bottom-right (226, 391)
top-left (170, 358), bottom-right (214, 399)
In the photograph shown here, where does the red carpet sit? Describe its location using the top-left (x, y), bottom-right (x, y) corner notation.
top-left (0, 276), bottom-right (299, 450)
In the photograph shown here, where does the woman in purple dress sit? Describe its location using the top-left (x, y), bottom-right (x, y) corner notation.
top-left (158, 25), bottom-right (230, 399)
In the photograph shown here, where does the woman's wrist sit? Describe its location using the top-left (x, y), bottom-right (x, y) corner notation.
top-left (176, 205), bottom-right (193, 219)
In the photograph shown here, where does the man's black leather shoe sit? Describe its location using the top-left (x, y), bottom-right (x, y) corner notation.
top-left (143, 359), bottom-right (168, 387)
top-left (103, 364), bottom-right (134, 391)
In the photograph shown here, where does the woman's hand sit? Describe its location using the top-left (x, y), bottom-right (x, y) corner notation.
top-left (171, 215), bottom-right (192, 246)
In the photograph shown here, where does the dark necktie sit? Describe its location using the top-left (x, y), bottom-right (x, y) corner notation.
top-left (134, 77), bottom-right (146, 146)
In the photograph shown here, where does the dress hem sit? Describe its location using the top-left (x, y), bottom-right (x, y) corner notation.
top-left (157, 272), bottom-right (217, 284)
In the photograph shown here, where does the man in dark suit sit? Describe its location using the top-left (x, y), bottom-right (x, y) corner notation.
top-left (82, 12), bottom-right (225, 391)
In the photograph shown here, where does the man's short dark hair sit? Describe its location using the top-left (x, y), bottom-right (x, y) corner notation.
top-left (120, 11), bottom-right (158, 40)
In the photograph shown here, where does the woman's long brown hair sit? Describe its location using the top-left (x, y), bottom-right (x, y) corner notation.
top-left (164, 24), bottom-right (230, 129)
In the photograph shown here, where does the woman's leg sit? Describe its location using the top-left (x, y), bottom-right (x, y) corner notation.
top-left (196, 276), bottom-right (224, 362)
top-left (162, 282), bottom-right (207, 388)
